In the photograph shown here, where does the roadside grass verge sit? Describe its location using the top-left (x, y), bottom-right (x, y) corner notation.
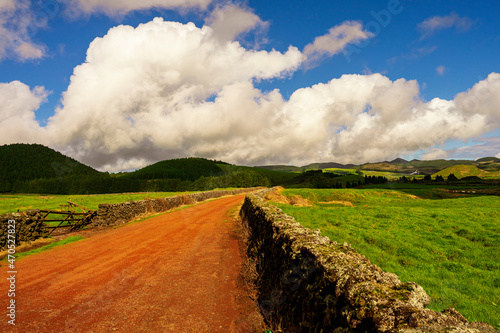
top-left (272, 188), bottom-right (500, 327)
top-left (1, 236), bottom-right (84, 263)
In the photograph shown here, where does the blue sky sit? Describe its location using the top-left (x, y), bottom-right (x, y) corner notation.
top-left (1, 0), bottom-right (499, 171)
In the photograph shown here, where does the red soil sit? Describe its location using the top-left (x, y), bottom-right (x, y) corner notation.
top-left (1, 195), bottom-right (262, 332)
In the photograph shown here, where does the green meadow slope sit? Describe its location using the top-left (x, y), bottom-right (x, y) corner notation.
top-left (433, 165), bottom-right (500, 179)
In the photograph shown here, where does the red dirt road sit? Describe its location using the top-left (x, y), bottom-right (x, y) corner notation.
top-left (1, 195), bottom-right (262, 332)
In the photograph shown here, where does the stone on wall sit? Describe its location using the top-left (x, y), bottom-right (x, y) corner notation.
top-left (0, 210), bottom-right (48, 250)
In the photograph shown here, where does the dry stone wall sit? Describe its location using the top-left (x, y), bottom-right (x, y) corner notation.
top-left (92, 188), bottom-right (262, 227)
top-left (240, 188), bottom-right (496, 333)
top-left (0, 211), bottom-right (48, 250)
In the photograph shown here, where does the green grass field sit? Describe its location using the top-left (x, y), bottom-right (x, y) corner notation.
top-left (361, 170), bottom-right (422, 179)
top-left (433, 165), bottom-right (500, 179)
top-left (322, 168), bottom-right (358, 175)
top-left (0, 192), bottom-right (193, 214)
top-left (272, 189), bottom-right (500, 327)
top-left (322, 167), bottom-right (424, 180)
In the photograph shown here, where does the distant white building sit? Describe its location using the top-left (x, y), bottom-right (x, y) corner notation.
top-left (410, 170), bottom-right (420, 175)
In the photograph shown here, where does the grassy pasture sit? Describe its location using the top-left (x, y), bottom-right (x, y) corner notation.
top-left (361, 170), bottom-right (423, 179)
top-left (433, 164), bottom-right (500, 179)
top-left (322, 168), bottom-right (358, 175)
top-left (0, 192), bottom-right (192, 214)
top-left (272, 188), bottom-right (500, 327)
top-left (323, 167), bottom-right (423, 180)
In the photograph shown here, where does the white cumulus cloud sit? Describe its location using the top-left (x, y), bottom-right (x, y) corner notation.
top-left (0, 0), bottom-right (47, 62)
top-left (44, 18), bottom-right (303, 170)
top-left (0, 81), bottom-right (49, 144)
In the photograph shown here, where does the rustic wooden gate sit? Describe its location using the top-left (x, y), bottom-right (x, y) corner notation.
top-left (41, 201), bottom-right (97, 235)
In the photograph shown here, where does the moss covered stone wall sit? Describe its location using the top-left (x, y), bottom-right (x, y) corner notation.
top-left (240, 188), bottom-right (496, 332)
top-left (0, 211), bottom-right (48, 250)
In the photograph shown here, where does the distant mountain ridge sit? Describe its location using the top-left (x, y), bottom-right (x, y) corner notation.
top-left (258, 157), bottom-right (499, 175)
top-left (1, 143), bottom-right (499, 194)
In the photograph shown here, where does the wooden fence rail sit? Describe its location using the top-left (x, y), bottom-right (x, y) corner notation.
top-left (40, 201), bottom-right (96, 234)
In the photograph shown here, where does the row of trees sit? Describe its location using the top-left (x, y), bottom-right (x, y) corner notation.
top-left (364, 175), bottom-right (389, 184)
top-left (398, 173), bottom-right (460, 183)
top-left (3, 170), bottom-right (271, 194)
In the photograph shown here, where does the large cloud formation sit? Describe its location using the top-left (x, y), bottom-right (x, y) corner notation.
top-left (45, 17), bottom-right (304, 170)
top-left (1, 15), bottom-right (500, 171)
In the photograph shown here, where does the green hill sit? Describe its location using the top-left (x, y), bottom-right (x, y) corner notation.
top-left (2, 144), bottom-right (499, 194)
top-left (476, 157), bottom-right (500, 172)
top-left (476, 157), bottom-right (499, 163)
top-left (221, 164), bottom-right (298, 185)
top-left (433, 165), bottom-right (500, 179)
top-left (255, 165), bottom-right (303, 173)
top-left (0, 143), bottom-right (101, 181)
top-left (0, 143), bottom-right (108, 194)
top-left (125, 157), bottom-right (224, 181)
top-left (361, 162), bottom-right (406, 172)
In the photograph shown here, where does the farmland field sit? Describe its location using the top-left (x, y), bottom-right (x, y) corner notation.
top-left (322, 167), bottom-right (425, 180)
top-left (271, 188), bottom-right (500, 327)
top-left (0, 192), bottom-right (196, 214)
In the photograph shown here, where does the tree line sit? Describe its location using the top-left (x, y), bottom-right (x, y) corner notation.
top-left (3, 170), bottom-right (271, 195)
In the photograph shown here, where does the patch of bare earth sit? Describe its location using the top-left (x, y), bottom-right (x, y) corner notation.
top-left (0, 195), bottom-right (265, 332)
top-left (263, 187), bottom-right (312, 207)
top-left (318, 200), bottom-right (354, 207)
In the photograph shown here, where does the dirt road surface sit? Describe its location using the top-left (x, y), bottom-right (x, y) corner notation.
top-left (1, 195), bottom-right (263, 332)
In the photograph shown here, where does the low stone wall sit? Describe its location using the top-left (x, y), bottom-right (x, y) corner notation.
top-left (0, 211), bottom-right (48, 250)
top-left (240, 188), bottom-right (496, 332)
top-left (92, 188), bottom-right (262, 227)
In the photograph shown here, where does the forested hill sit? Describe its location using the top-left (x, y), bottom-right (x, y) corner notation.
top-left (125, 157), bottom-right (224, 181)
top-left (0, 143), bottom-right (102, 181)
top-left (0, 144), bottom-right (272, 194)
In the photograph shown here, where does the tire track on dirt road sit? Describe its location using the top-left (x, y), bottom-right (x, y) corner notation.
top-left (1, 194), bottom-right (263, 332)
